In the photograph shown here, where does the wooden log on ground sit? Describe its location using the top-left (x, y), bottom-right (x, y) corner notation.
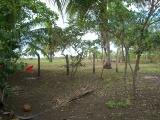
top-left (4, 88), bottom-right (95, 120)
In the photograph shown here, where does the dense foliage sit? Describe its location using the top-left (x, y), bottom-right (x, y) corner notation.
top-left (0, 0), bottom-right (58, 102)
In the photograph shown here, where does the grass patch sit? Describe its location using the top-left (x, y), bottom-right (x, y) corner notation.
top-left (105, 99), bottom-right (130, 109)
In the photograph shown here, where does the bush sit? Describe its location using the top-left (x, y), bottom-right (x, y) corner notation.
top-left (0, 60), bottom-right (26, 102)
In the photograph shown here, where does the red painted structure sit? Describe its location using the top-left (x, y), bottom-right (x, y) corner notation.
top-left (25, 65), bottom-right (33, 73)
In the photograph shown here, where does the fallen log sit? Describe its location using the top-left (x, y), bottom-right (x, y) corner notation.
top-left (68, 89), bottom-right (94, 102)
top-left (56, 89), bottom-right (94, 107)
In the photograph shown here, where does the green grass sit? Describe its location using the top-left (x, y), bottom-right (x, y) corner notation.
top-left (19, 58), bottom-right (65, 65)
top-left (19, 58), bottom-right (160, 74)
top-left (106, 99), bottom-right (131, 109)
top-left (111, 63), bottom-right (160, 74)
top-left (139, 64), bottom-right (160, 73)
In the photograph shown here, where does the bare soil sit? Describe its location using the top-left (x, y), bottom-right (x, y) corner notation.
top-left (6, 64), bottom-right (160, 120)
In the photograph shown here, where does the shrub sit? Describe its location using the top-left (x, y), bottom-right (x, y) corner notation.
top-left (0, 60), bottom-right (25, 102)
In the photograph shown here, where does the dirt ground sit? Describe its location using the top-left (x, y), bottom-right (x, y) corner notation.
top-left (6, 63), bottom-right (160, 120)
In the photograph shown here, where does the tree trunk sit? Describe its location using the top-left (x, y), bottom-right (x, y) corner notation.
top-left (121, 45), bottom-right (125, 62)
top-left (52, 51), bottom-right (55, 60)
top-left (116, 48), bottom-right (119, 73)
top-left (49, 50), bottom-right (54, 62)
top-left (71, 53), bottom-right (83, 77)
top-left (65, 54), bottom-right (70, 75)
top-left (49, 50), bottom-right (53, 62)
top-left (93, 52), bottom-right (95, 74)
top-left (36, 53), bottom-right (40, 77)
top-left (123, 47), bottom-right (129, 93)
top-left (133, 53), bottom-right (141, 99)
top-left (101, 31), bottom-right (112, 69)
top-left (101, 45), bottom-right (104, 63)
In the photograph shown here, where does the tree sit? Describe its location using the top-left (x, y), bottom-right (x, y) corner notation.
top-left (0, 0), bottom-right (28, 104)
top-left (59, 23), bottom-right (86, 76)
top-left (130, 0), bottom-right (160, 98)
top-left (0, 0), bottom-right (58, 105)
top-left (51, 0), bottom-right (123, 69)
top-left (45, 25), bottom-right (63, 62)
top-left (25, 40), bottom-right (47, 77)
top-left (85, 40), bottom-right (100, 74)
